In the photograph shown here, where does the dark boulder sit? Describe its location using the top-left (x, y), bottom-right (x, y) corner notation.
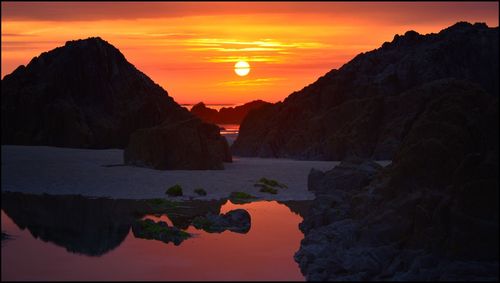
top-left (124, 118), bottom-right (232, 170)
top-left (190, 102), bottom-right (219, 123)
top-left (308, 156), bottom-right (382, 194)
top-left (192, 209), bottom-right (251, 233)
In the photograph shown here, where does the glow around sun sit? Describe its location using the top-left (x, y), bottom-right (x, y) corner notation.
top-left (234, 61), bottom-right (250, 76)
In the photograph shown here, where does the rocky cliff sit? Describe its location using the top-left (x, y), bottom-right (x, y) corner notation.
top-left (190, 100), bottom-right (271, 124)
top-left (232, 22), bottom-right (498, 160)
top-left (295, 79), bottom-right (499, 280)
top-left (1, 37), bottom-right (231, 169)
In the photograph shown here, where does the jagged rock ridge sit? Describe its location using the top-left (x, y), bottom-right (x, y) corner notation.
top-left (190, 100), bottom-right (271, 124)
top-left (295, 79), bottom-right (499, 280)
top-left (232, 22), bottom-right (498, 160)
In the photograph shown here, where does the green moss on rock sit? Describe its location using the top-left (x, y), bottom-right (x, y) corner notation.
top-left (255, 177), bottom-right (288, 189)
top-left (132, 219), bottom-right (191, 245)
top-left (166, 184), bottom-right (183, 197)
top-left (229, 191), bottom-right (257, 199)
top-left (259, 186), bottom-right (278, 194)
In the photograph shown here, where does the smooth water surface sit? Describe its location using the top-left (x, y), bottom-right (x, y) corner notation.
top-left (1, 196), bottom-right (307, 281)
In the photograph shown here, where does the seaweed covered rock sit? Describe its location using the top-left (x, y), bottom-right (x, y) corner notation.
top-left (165, 184), bottom-right (183, 197)
top-left (254, 177), bottom-right (288, 194)
top-left (228, 191), bottom-right (258, 204)
top-left (131, 219), bottom-right (191, 246)
top-left (192, 209), bottom-right (251, 233)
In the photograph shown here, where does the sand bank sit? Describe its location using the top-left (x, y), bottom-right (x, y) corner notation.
top-left (1, 145), bottom-right (390, 201)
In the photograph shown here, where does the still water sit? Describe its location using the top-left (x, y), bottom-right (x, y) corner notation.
top-left (1, 193), bottom-right (308, 281)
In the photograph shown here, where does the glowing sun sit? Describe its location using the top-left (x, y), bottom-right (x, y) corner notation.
top-left (234, 61), bottom-right (250, 76)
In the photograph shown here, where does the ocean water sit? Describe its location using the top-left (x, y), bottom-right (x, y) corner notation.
top-left (180, 104), bottom-right (240, 145)
top-left (181, 104), bottom-right (237, 111)
top-left (219, 124), bottom-right (239, 146)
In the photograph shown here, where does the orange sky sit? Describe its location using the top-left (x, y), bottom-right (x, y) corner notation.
top-left (1, 2), bottom-right (498, 104)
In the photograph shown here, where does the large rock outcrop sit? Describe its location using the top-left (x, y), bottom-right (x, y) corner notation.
top-left (295, 79), bottom-right (499, 280)
top-left (124, 117), bottom-right (232, 170)
top-left (2, 37), bottom-right (187, 148)
top-left (190, 100), bottom-right (271, 124)
top-left (1, 37), bottom-right (231, 169)
top-left (232, 22), bottom-right (498, 160)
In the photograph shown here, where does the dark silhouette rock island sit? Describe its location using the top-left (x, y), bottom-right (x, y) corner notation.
top-left (232, 22), bottom-right (498, 160)
top-left (190, 100), bottom-right (271, 124)
top-left (1, 37), bottom-right (231, 169)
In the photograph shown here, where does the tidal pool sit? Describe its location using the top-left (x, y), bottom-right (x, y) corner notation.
top-left (1, 192), bottom-right (309, 281)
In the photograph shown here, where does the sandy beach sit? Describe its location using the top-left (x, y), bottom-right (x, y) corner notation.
top-left (1, 145), bottom-right (390, 201)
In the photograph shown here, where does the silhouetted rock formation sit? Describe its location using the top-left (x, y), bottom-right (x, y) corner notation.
top-left (1, 37), bottom-right (231, 169)
top-left (295, 79), bottom-right (499, 280)
top-left (2, 37), bottom-right (184, 148)
top-left (191, 103), bottom-right (219, 123)
top-left (191, 100), bottom-right (271, 124)
top-left (232, 22), bottom-right (498, 160)
top-left (125, 118), bottom-right (232, 170)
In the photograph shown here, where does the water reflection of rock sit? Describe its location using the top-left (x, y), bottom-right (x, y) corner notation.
top-left (2, 192), bottom-right (309, 256)
top-left (2, 192), bottom-right (140, 256)
top-left (1, 192), bottom-right (225, 256)
top-left (1, 231), bottom-right (11, 242)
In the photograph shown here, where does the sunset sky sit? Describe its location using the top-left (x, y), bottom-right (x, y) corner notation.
top-left (1, 2), bottom-right (498, 104)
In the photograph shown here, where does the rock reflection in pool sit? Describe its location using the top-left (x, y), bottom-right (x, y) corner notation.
top-left (1, 196), bottom-right (309, 281)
